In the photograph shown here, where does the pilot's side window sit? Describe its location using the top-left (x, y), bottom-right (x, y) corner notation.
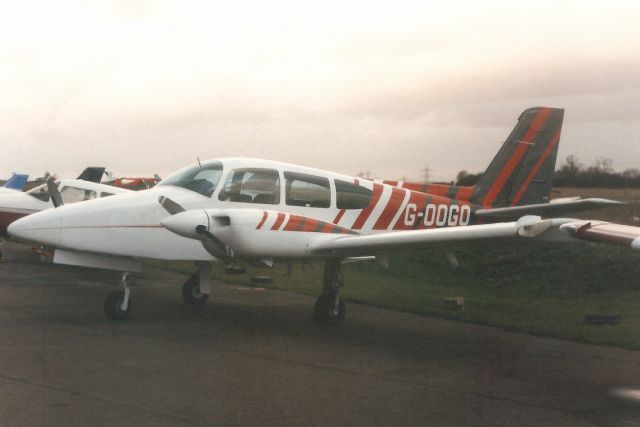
top-left (335, 179), bottom-right (372, 209)
top-left (218, 168), bottom-right (280, 204)
top-left (285, 172), bottom-right (330, 208)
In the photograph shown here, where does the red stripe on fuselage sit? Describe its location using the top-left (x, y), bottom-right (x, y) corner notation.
top-left (333, 209), bottom-right (346, 225)
top-left (391, 191), bottom-right (443, 230)
top-left (351, 183), bottom-right (383, 230)
top-left (482, 108), bottom-right (552, 207)
top-left (256, 211), bottom-right (268, 229)
top-left (284, 214), bottom-right (303, 231)
top-left (373, 187), bottom-right (405, 230)
top-left (271, 213), bottom-right (286, 230)
top-left (455, 187), bottom-right (473, 202)
top-left (300, 218), bottom-right (320, 232)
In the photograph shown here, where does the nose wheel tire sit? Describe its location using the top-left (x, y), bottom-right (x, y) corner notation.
top-left (313, 294), bottom-right (345, 324)
top-left (182, 273), bottom-right (209, 305)
top-left (104, 291), bottom-right (131, 321)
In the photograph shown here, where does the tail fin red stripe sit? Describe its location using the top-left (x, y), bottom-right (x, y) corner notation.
top-left (510, 129), bottom-right (562, 206)
top-left (481, 108), bottom-right (551, 207)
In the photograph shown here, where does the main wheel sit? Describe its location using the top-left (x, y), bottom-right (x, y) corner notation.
top-left (104, 291), bottom-right (131, 321)
top-left (182, 273), bottom-right (209, 305)
top-left (313, 294), bottom-right (345, 324)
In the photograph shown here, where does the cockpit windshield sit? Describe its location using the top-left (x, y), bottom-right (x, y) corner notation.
top-left (27, 182), bottom-right (55, 202)
top-left (157, 161), bottom-right (223, 197)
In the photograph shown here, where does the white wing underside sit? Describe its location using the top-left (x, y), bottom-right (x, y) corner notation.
top-left (310, 216), bottom-right (556, 256)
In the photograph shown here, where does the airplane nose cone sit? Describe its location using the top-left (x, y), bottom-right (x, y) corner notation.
top-left (160, 210), bottom-right (208, 240)
top-left (7, 210), bottom-right (60, 245)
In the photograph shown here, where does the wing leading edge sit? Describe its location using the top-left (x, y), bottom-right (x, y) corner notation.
top-left (310, 216), bottom-right (551, 256)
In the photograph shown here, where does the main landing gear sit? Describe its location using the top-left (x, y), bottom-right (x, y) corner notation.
top-left (313, 259), bottom-right (346, 324)
top-left (104, 273), bottom-right (133, 321)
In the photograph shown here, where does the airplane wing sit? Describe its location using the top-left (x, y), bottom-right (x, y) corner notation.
top-left (309, 216), bottom-right (551, 256)
top-left (475, 198), bottom-right (623, 220)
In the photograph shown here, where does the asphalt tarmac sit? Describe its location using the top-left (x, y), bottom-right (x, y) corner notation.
top-left (1, 241), bottom-right (639, 426)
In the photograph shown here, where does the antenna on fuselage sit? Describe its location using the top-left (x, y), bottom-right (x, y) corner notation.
top-left (197, 156), bottom-right (202, 168)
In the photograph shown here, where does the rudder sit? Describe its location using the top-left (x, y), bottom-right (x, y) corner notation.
top-left (471, 107), bottom-right (564, 208)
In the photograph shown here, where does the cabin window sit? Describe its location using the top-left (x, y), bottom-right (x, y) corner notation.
top-left (27, 184), bottom-right (51, 202)
top-left (284, 172), bottom-right (330, 208)
top-left (157, 161), bottom-right (223, 197)
top-left (60, 186), bottom-right (96, 204)
top-left (335, 179), bottom-right (372, 209)
top-left (101, 192), bottom-right (114, 198)
top-left (218, 168), bottom-right (280, 204)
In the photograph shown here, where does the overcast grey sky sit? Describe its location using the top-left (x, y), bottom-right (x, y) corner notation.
top-left (1, 0), bottom-right (639, 182)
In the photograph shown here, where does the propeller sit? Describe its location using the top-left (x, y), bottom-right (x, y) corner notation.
top-left (158, 196), bottom-right (233, 259)
top-left (44, 172), bottom-right (63, 208)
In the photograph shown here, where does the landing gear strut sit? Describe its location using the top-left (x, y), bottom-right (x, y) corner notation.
top-left (313, 259), bottom-right (346, 324)
top-left (182, 272), bottom-right (209, 305)
top-left (104, 273), bottom-right (133, 320)
top-left (182, 262), bottom-right (213, 305)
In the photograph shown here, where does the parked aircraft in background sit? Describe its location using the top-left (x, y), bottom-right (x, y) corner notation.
top-left (76, 167), bottom-right (106, 183)
top-left (104, 173), bottom-right (162, 190)
top-left (0, 173), bottom-right (29, 194)
top-left (7, 107), bottom-right (631, 322)
top-left (0, 176), bottom-right (131, 235)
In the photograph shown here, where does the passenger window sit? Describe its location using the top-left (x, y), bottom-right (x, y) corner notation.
top-left (335, 179), bottom-right (373, 209)
top-left (60, 186), bottom-right (95, 204)
top-left (29, 186), bottom-right (51, 202)
top-left (218, 168), bottom-right (280, 204)
top-left (101, 192), bottom-right (114, 198)
top-left (285, 172), bottom-right (330, 208)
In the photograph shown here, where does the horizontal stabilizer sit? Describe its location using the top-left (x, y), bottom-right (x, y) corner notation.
top-left (560, 220), bottom-right (640, 250)
top-left (475, 198), bottom-right (624, 220)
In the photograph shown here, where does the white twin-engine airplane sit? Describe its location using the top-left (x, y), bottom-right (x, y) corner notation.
top-left (7, 107), bottom-right (639, 322)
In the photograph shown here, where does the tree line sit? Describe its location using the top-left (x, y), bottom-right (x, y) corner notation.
top-left (455, 156), bottom-right (640, 188)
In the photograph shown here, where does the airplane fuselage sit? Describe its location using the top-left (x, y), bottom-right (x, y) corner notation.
top-left (7, 158), bottom-right (480, 260)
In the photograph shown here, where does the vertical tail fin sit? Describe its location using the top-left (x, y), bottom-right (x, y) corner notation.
top-left (76, 167), bottom-right (106, 183)
top-left (471, 107), bottom-right (564, 208)
top-left (3, 173), bottom-right (29, 190)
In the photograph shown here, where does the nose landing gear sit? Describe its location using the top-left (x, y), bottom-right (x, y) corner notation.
top-left (104, 273), bottom-right (133, 320)
top-left (182, 261), bottom-right (213, 306)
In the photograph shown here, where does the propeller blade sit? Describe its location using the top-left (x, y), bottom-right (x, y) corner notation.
top-left (196, 225), bottom-right (234, 258)
top-left (160, 209), bottom-right (233, 259)
top-left (45, 173), bottom-right (63, 208)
